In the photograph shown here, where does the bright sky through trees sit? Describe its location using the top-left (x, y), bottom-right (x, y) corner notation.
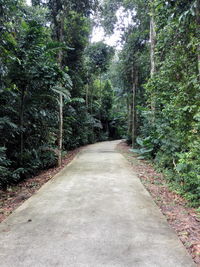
top-left (25, 0), bottom-right (131, 49)
top-left (91, 7), bottom-right (133, 49)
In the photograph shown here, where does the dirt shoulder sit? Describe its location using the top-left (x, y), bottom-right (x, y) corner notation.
top-left (0, 147), bottom-right (82, 223)
top-left (117, 141), bottom-right (200, 266)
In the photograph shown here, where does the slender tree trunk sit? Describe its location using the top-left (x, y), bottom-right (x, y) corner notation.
top-left (127, 95), bottom-right (131, 137)
top-left (86, 71), bottom-right (89, 110)
top-left (150, 1), bottom-right (156, 117)
top-left (50, 1), bottom-right (68, 166)
top-left (58, 48), bottom-right (63, 166)
top-left (90, 86), bottom-right (95, 142)
top-left (196, 0), bottom-right (200, 78)
top-left (131, 67), bottom-right (138, 147)
top-left (150, 15), bottom-right (156, 77)
top-left (58, 92), bottom-right (63, 166)
top-left (127, 96), bottom-right (132, 140)
top-left (98, 72), bottom-right (102, 137)
top-left (99, 72), bottom-right (102, 115)
top-left (20, 88), bottom-right (25, 164)
top-left (56, 6), bottom-right (65, 166)
top-left (132, 85), bottom-right (136, 147)
top-left (86, 83), bottom-right (89, 109)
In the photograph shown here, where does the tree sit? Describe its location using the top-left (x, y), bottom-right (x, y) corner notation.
top-left (0, 0), bottom-right (100, 187)
top-left (48, 0), bottom-right (99, 166)
top-left (84, 42), bottom-right (114, 136)
top-left (100, 0), bottom-right (200, 205)
top-left (196, 0), bottom-right (200, 78)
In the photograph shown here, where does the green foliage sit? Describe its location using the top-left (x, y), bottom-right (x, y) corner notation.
top-left (0, 0), bottom-right (121, 189)
top-left (101, 0), bottom-right (200, 206)
top-left (130, 137), bottom-right (154, 159)
top-left (0, 147), bottom-right (11, 189)
top-left (142, 0), bottom-right (199, 205)
top-left (85, 42), bottom-right (114, 74)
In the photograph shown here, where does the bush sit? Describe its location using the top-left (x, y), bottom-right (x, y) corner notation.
top-left (0, 147), bottom-right (11, 189)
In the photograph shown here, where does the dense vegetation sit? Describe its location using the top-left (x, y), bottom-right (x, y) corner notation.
top-left (102, 0), bottom-right (200, 206)
top-left (0, 0), bottom-right (126, 189)
top-left (0, 0), bottom-right (199, 206)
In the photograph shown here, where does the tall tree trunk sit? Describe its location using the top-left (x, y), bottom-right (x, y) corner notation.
top-left (56, 6), bottom-right (65, 167)
top-left (90, 86), bottom-right (95, 142)
top-left (57, 48), bottom-right (63, 166)
top-left (127, 87), bottom-right (133, 142)
top-left (131, 85), bottom-right (136, 147)
top-left (127, 95), bottom-right (132, 139)
top-left (99, 72), bottom-right (102, 119)
top-left (86, 71), bottom-right (89, 110)
top-left (86, 83), bottom-right (89, 109)
top-left (150, 1), bottom-right (156, 117)
top-left (150, 15), bottom-right (156, 77)
top-left (98, 72), bottom-right (102, 137)
top-left (131, 67), bottom-right (138, 147)
top-left (196, 0), bottom-right (200, 78)
top-left (50, 1), bottom-right (67, 166)
top-left (58, 92), bottom-right (63, 166)
top-left (20, 88), bottom-right (25, 164)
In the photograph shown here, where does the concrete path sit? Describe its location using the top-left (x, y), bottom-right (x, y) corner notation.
top-left (0, 141), bottom-right (195, 267)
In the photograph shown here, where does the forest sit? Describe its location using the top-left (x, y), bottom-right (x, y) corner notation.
top-left (0, 0), bottom-right (199, 206)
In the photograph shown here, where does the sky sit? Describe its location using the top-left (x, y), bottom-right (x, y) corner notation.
top-left (26, 1), bottom-right (132, 50)
top-left (91, 26), bottom-right (121, 48)
top-left (91, 7), bottom-right (133, 49)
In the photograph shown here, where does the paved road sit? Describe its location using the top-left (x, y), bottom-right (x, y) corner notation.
top-left (0, 141), bottom-right (195, 267)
